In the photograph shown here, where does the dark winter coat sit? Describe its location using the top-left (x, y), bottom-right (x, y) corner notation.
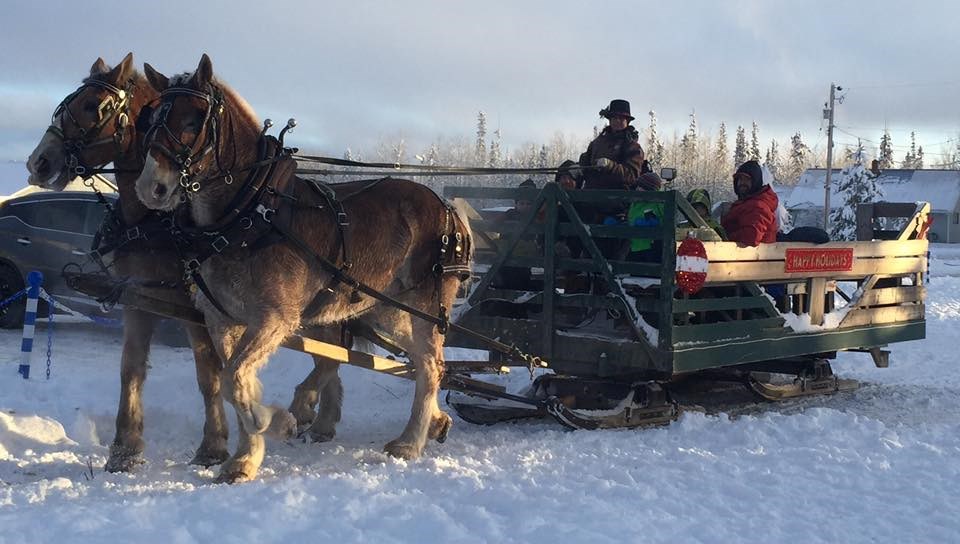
top-left (578, 126), bottom-right (645, 191)
top-left (722, 185), bottom-right (779, 246)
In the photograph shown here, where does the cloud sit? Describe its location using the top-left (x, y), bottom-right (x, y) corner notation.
top-left (0, 0), bottom-right (958, 161)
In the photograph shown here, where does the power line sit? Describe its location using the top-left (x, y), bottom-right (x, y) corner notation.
top-left (834, 128), bottom-right (958, 149)
top-left (843, 80), bottom-right (960, 90)
top-left (835, 141), bottom-right (957, 158)
top-left (837, 124), bottom-right (960, 135)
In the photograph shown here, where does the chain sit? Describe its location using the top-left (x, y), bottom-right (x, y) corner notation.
top-left (84, 176), bottom-right (116, 216)
top-left (46, 306), bottom-right (54, 380)
top-left (511, 345), bottom-right (547, 379)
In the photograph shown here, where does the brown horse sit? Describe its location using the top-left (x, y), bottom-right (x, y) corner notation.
top-left (134, 54), bottom-right (473, 483)
top-left (25, 54), bottom-right (344, 472)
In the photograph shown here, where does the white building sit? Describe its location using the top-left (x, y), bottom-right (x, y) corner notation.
top-left (786, 168), bottom-right (960, 243)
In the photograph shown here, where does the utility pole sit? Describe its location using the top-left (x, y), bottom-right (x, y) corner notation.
top-left (823, 83), bottom-right (840, 231)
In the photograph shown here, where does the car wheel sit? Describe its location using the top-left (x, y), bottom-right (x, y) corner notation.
top-left (0, 264), bottom-right (26, 329)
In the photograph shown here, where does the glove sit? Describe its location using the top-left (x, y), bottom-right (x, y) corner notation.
top-left (595, 157), bottom-right (615, 170)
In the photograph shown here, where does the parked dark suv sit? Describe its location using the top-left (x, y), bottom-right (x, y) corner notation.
top-left (0, 190), bottom-right (115, 328)
top-left (0, 190), bottom-right (189, 345)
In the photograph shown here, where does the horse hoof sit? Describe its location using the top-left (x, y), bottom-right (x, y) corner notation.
top-left (383, 440), bottom-right (421, 460)
top-left (289, 404), bottom-right (318, 430)
top-left (429, 412), bottom-right (453, 444)
top-left (213, 469), bottom-right (255, 484)
top-left (307, 427), bottom-right (336, 443)
top-left (190, 448), bottom-right (229, 467)
top-left (104, 451), bottom-right (145, 473)
top-left (266, 408), bottom-right (298, 440)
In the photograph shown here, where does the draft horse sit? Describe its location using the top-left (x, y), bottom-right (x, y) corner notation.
top-left (134, 54), bottom-right (473, 483)
top-left (25, 53), bottom-right (345, 473)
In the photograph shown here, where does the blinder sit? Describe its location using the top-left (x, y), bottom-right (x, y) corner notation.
top-left (143, 85), bottom-right (223, 196)
top-left (135, 104), bottom-right (154, 133)
top-left (47, 78), bottom-right (134, 177)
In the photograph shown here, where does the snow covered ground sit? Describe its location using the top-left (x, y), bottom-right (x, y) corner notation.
top-left (1, 247), bottom-right (959, 543)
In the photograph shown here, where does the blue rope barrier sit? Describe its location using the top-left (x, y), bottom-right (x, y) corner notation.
top-left (0, 288), bottom-right (27, 310)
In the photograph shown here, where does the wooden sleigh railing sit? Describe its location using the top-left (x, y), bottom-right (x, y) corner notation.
top-left (694, 202), bottom-right (928, 327)
top-left (445, 183), bottom-right (929, 378)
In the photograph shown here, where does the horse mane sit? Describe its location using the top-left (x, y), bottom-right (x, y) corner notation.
top-left (83, 65), bottom-right (145, 90)
top-left (168, 71), bottom-right (260, 129)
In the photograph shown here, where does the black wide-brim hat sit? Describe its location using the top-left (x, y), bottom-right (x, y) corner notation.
top-left (599, 99), bottom-right (634, 121)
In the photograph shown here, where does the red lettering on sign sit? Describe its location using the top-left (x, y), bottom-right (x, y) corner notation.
top-left (784, 248), bottom-right (854, 273)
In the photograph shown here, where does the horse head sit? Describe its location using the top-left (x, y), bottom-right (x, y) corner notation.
top-left (27, 53), bottom-right (151, 191)
top-left (136, 54), bottom-right (261, 224)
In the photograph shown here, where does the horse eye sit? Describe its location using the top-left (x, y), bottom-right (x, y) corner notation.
top-left (83, 101), bottom-right (98, 112)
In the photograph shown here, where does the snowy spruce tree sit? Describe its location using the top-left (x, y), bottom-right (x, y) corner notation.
top-left (901, 131), bottom-right (919, 169)
top-left (733, 125), bottom-right (747, 167)
top-left (878, 130), bottom-right (894, 169)
top-left (764, 138), bottom-right (781, 181)
top-left (488, 128), bottom-right (502, 167)
top-left (646, 110), bottom-right (665, 168)
top-left (830, 141), bottom-right (883, 240)
top-left (680, 111), bottom-right (698, 182)
top-left (749, 121), bottom-right (761, 161)
top-left (714, 122), bottom-right (729, 174)
top-left (475, 111), bottom-right (487, 167)
top-left (785, 132), bottom-right (809, 184)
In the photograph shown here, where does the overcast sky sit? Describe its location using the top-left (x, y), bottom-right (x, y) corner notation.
top-left (1, 0), bottom-right (959, 168)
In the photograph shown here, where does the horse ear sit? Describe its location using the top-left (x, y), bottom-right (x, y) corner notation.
top-left (90, 57), bottom-right (110, 76)
top-left (109, 52), bottom-right (134, 82)
top-left (193, 53), bottom-right (213, 87)
top-left (143, 62), bottom-right (169, 91)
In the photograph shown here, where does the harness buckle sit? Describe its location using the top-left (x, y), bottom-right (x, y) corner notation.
top-left (239, 216), bottom-right (253, 230)
top-left (211, 236), bottom-right (229, 253)
top-left (337, 212), bottom-right (349, 226)
top-left (125, 226), bottom-right (142, 241)
top-left (183, 258), bottom-right (201, 281)
top-left (256, 204), bottom-right (275, 223)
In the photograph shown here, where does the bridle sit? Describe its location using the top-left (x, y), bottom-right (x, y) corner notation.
top-left (46, 78), bottom-right (134, 177)
top-left (144, 84), bottom-right (227, 195)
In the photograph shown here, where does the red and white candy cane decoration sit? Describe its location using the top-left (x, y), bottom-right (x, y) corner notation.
top-left (676, 235), bottom-right (708, 294)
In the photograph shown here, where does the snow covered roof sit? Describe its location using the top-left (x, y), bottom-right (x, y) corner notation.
top-left (787, 168), bottom-right (960, 213)
top-left (0, 160), bottom-right (116, 202)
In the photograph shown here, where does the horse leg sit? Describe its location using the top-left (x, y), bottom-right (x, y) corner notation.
top-left (105, 307), bottom-right (157, 472)
top-left (303, 357), bottom-right (342, 442)
top-left (215, 411), bottom-right (266, 485)
top-left (215, 317), bottom-right (298, 483)
top-left (184, 323), bottom-right (229, 467)
top-left (289, 356), bottom-right (342, 440)
top-left (380, 305), bottom-right (448, 460)
top-left (288, 361), bottom-right (323, 433)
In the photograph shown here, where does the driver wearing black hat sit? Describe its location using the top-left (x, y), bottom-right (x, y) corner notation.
top-left (578, 99), bottom-right (645, 191)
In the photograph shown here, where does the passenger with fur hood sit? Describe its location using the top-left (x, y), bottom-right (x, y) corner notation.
top-left (721, 159), bottom-right (779, 246)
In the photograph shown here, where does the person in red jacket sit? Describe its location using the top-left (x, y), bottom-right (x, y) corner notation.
top-left (721, 160), bottom-right (779, 246)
